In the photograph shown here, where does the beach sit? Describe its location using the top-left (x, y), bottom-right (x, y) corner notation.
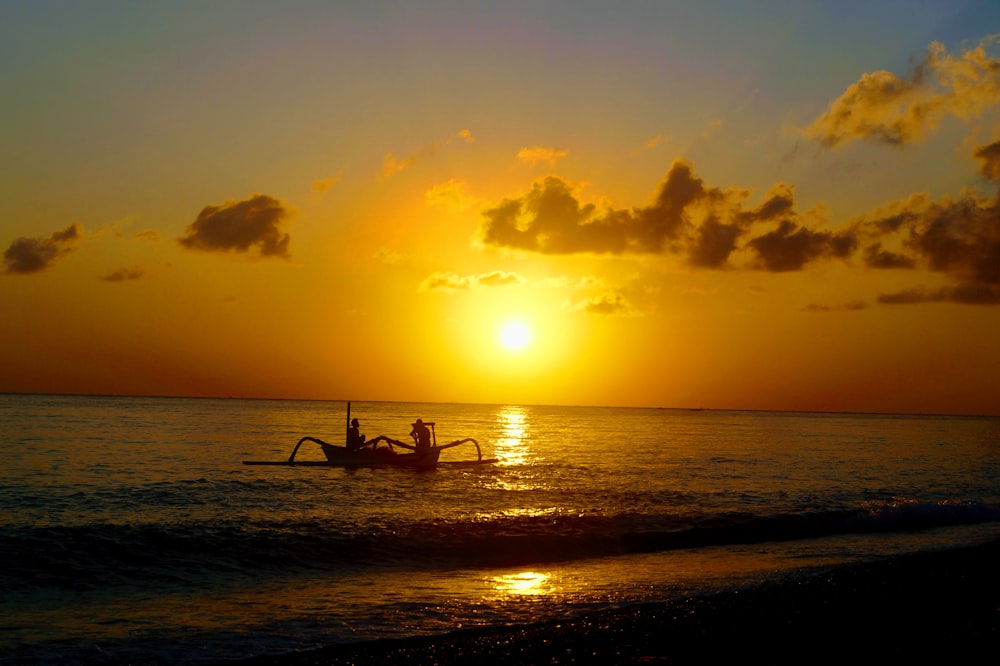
top-left (230, 539), bottom-right (1000, 665)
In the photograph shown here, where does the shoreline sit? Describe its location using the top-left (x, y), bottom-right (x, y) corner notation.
top-left (226, 539), bottom-right (1000, 665)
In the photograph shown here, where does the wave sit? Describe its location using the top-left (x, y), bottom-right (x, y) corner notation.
top-left (2, 498), bottom-right (998, 594)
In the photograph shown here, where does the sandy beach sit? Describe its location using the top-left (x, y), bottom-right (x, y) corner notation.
top-left (228, 539), bottom-right (1000, 665)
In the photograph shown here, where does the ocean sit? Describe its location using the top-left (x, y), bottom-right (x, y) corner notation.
top-left (1, 394), bottom-right (999, 664)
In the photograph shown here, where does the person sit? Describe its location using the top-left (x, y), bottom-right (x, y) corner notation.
top-left (410, 418), bottom-right (431, 453)
top-left (347, 418), bottom-right (366, 451)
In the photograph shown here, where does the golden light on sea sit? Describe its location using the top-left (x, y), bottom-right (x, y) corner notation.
top-left (487, 571), bottom-right (555, 597)
top-left (494, 406), bottom-right (530, 467)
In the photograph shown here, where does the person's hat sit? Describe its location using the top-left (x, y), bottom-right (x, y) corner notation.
top-left (351, 418), bottom-right (359, 425)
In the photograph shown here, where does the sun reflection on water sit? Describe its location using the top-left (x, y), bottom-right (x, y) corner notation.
top-left (487, 571), bottom-right (556, 597)
top-left (494, 406), bottom-right (531, 466)
top-left (490, 406), bottom-right (549, 491)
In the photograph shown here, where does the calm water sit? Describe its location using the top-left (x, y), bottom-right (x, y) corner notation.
top-left (1, 394), bottom-right (999, 664)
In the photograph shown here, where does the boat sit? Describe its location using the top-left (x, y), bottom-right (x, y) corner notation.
top-left (243, 403), bottom-right (497, 469)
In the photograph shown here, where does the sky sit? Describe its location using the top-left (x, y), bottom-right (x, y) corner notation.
top-left (2, 1), bottom-right (1000, 415)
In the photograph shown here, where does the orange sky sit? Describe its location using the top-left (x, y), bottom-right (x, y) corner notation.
top-left (3, 2), bottom-right (1000, 415)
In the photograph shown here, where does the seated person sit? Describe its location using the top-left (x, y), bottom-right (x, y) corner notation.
top-left (347, 418), bottom-right (366, 451)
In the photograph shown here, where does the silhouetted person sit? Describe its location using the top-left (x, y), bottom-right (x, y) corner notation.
top-left (410, 418), bottom-right (431, 453)
top-left (347, 418), bottom-right (366, 451)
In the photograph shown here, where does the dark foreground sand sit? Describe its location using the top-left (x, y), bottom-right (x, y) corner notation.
top-left (229, 540), bottom-right (999, 665)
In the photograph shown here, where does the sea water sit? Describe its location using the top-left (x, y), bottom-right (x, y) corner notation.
top-left (1, 394), bottom-right (998, 664)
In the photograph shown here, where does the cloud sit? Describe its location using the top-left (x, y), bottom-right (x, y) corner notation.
top-left (478, 160), bottom-right (832, 269)
top-left (974, 140), bottom-right (1000, 180)
top-left (479, 137), bottom-right (1000, 304)
top-left (804, 301), bottom-right (867, 312)
top-left (311, 171), bottom-right (343, 196)
top-left (373, 246), bottom-right (404, 265)
top-left (843, 140), bottom-right (1000, 303)
top-left (517, 146), bottom-right (568, 168)
top-left (861, 242), bottom-right (917, 269)
top-left (425, 179), bottom-right (480, 212)
top-left (878, 284), bottom-right (1000, 305)
top-left (746, 219), bottom-right (856, 271)
top-left (566, 293), bottom-right (635, 316)
top-left (419, 270), bottom-right (526, 293)
top-left (382, 143), bottom-right (439, 176)
top-left (806, 37), bottom-right (1000, 148)
top-left (699, 119), bottom-right (723, 140)
top-left (877, 286), bottom-right (948, 305)
top-left (3, 222), bottom-right (81, 274)
top-left (100, 267), bottom-right (144, 282)
top-left (475, 270), bottom-right (525, 287)
top-left (381, 130), bottom-right (475, 177)
top-left (178, 194), bottom-right (292, 258)
top-left (631, 135), bottom-right (668, 156)
top-left (851, 182), bottom-right (1000, 288)
top-left (419, 272), bottom-right (471, 292)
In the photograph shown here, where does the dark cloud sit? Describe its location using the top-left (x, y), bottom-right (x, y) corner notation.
top-left (747, 220), bottom-right (856, 271)
top-left (480, 162), bottom-right (728, 256)
top-left (178, 194), bottom-right (291, 258)
top-left (974, 140), bottom-right (1000, 181)
top-left (479, 176), bottom-right (613, 254)
top-left (569, 293), bottom-right (633, 316)
top-left (100, 267), bottom-right (144, 282)
top-left (3, 222), bottom-right (81, 274)
top-left (736, 184), bottom-right (797, 224)
top-left (806, 37), bottom-right (1000, 148)
top-left (877, 287), bottom-right (946, 305)
top-left (853, 145), bottom-right (1000, 304)
top-left (804, 301), bottom-right (867, 312)
top-left (862, 242), bottom-right (917, 269)
top-left (908, 198), bottom-right (1000, 285)
top-left (878, 284), bottom-right (1000, 305)
top-left (633, 160), bottom-right (715, 251)
top-left (478, 138), bottom-right (1000, 304)
top-left (479, 160), bottom-right (817, 269)
top-left (689, 215), bottom-right (743, 268)
top-left (948, 283), bottom-right (1000, 304)
top-left (859, 192), bottom-right (1000, 286)
top-left (691, 184), bottom-right (799, 269)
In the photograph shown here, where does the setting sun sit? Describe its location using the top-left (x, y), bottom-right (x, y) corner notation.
top-left (498, 321), bottom-right (531, 352)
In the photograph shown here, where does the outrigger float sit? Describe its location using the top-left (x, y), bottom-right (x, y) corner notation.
top-left (243, 403), bottom-right (497, 469)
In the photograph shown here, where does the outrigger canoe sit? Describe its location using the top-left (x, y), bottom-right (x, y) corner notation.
top-left (243, 403), bottom-right (497, 469)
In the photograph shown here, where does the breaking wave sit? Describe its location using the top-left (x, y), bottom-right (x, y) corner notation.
top-left (3, 497), bottom-right (997, 595)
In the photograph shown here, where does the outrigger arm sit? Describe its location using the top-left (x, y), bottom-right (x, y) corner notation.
top-left (283, 435), bottom-right (489, 464)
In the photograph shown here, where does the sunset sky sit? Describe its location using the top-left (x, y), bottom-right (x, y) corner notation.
top-left (3, 1), bottom-right (1000, 415)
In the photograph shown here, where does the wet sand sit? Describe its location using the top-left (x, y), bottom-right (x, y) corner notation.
top-left (229, 540), bottom-right (999, 664)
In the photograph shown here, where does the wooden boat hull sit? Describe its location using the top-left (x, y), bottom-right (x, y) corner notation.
top-left (242, 454), bottom-right (499, 468)
top-left (320, 442), bottom-right (441, 468)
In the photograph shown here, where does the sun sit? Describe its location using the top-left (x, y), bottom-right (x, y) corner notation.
top-left (498, 321), bottom-right (531, 352)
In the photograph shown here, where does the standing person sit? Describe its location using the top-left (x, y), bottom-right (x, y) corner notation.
top-left (347, 418), bottom-right (366, 451)
top-left (410, 418), bottom-right (431, 453)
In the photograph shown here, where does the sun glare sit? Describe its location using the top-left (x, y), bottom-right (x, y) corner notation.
top-left (498, 321), bottom-right (531, 352)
